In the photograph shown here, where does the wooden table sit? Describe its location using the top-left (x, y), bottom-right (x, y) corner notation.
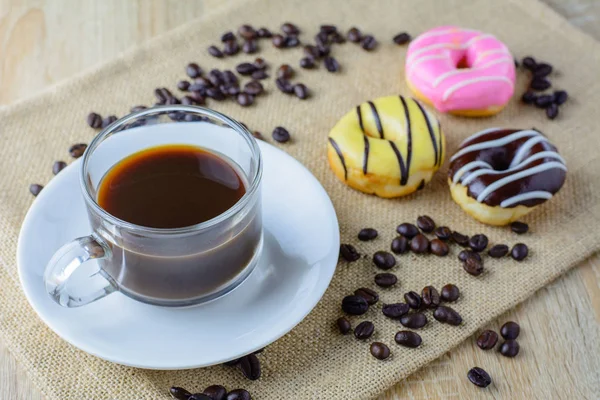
top-left (1, 1), bottom-right (599, 398)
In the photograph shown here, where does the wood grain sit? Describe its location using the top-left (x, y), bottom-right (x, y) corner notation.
top-left (0, 1), bottom-right (599, 399)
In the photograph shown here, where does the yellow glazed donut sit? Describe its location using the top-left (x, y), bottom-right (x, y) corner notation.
top-left (327, 95), bottom-right (445, 198)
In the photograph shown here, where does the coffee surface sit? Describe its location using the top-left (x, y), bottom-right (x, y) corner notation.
top-left (97, 145), bottom-right (245, 228)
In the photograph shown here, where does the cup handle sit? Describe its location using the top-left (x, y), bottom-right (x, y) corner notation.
top-left (44, 234), bottom-right (116, 308)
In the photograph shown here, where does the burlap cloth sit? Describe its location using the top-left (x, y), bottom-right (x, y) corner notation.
top-left (1, 0), bottom-right (599, 398)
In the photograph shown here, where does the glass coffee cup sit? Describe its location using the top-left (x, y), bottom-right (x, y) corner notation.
top-left (44, 106), bottom-right (263, 307)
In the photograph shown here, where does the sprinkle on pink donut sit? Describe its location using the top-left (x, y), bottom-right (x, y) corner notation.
top-left (406, 26), bottom-right (516, 114)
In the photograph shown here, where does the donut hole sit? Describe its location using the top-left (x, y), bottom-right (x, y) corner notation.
top-left (456, 55), bottom-right (471, 69)
top-left (479, 148), bottom-right (511, 171)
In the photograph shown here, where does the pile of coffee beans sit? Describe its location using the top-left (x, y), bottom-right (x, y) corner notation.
top-left (170, 384), bottom-right (251, 400)
top-left (222, 348), bottom-right (264, 380)
top-left (519, 56), bottom-right (568, 119)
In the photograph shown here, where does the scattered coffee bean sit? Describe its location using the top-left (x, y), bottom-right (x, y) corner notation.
top-left (510, 221), bottom-right (529, 234)
top-left (463, 255), bottom-right (484, 276)
top-left (253, 57), bottom-right (267, 70)
top-left (430, 239), bottom-right (449, 256)
top-left (452, 231), bottom-right (469, 246)
top-left (546, 103), bottom-right (559, 119)
top-left (170, 387), bottom-right (193, 400)
top-left (416, 215), bottom-right (435, 232)
top-left (499, 340), bottom-right (520, 357)
top-left (354, 321), bottom-right (374, 340)
top-left (433, 305), bottom-right (462, 326)
top-left (394, 331), bottom-right (422, 348)
top-left (236, 62), bottom-right (256, 76)
top-left (354, 287), bottom-right (379, 305)
top-left (347, 27), bottom-right (362, 43)
top-left (293, 83), bottom-right (309, 99)
top-left (399, 312), bottom-right (428, 329)
top-left (206, 87), bottom-right (226, 101)
top-left (251, 69), bottom-right (268, 80)
top-left (434, 226), bottom-right (452, 241)
top-left (336, 317), bottom-right (351, 335)
top-left (476, 330), bottom-right (499, 350)
top-left (370, 342), bottom-right (390, 360)
top-left (373, 251), bottom-right (396, 270)
top-left (531, 77), bottom-right (551, 91)
top-left (208, 69), bottom-right (224, 86)
top-left (404, 291), bottom-right (422, 309)
top-left (304, 45), bottom-right (320, 59)
top-left (186, 63), bottom-right (203, 79)
top-left (281, 22), bottom-right (299, 35)
top-left (554, 90), bottom-right (568, 105)
top-left (300, 57), bottom-right (316, 69)
top-left (177, 80), bottom-right (190, 91)
top-left (130, 105), bottom-right (147, 113)
top-left (69, 143), bottom-right (87, 158)
top-left (272, 126), bottom-right (291, 143)
top-left (469, 234), bottom-right (488, 252)
top-left (52, 161), bottom-right (67, 175)
top-left (522, 56), bottom-right (537, 70)
top-left (410, 234), bottom-right (429, 254)
top-left (467, 367), bottom-right (492, 388)
top-left (285, 35), bottom-right (301, 47)
top-left (203, 385), bottom-right (227, 400)
top-left (511, 243), bottom-right (528, 261)
top-left (382, 303), bottom-right (409, 319)
top-left (29, 184), bottom-right (43, 196)
top-left (391, 236), bottom-right (409, 254)
top-left (500, 321), bottom-right (520, 340)
top-left (360, 35), bottom-right (377, 51)
top-left (243, 39), bottom-right (258, 54)
top-left (342, 295), bottom-right (369, 315)
top-left (252, 131), bottom-right (263, 140)
top-left (315, 32), bottom-right (329, 48)
top-left (190, 92), bottom-right (206, 105)
top-left (331, 32), bottom-right (345, 44)
top-left (86, 112), bottom-right (102, 128)
top-left (272, 34), bottom-right (286, 48)
top-left (421, 286), bottom-right (440, 308)
top-left (488, 244), bottom-right (509, 258)
top-left (320, 24), bottom-right (337, 34)
top-left (208, 45), bottom-right (224, 58)
top-left (522, 91), bottom-right (537, 104)
top-left (458, 250), bottom-right (481, 263)
top-left (221, 31), bottom-right (236, 42)
top-left (223, 40), bottom-right (240, 56)
top-left (238, 24), bottom-right (256, 40)
top-left (340, 244), bottom-right (360, 262)
top-left (239, 354), bottom-right (261, 380)
top-left (190, 393), bottom-right (213, 400)
top-left (317, 43), bottom-right (330, 57)
top-left (275, 78), bottom-right (294, 94)
top-left (533, 62), bottom-right (553, 77)
top-left (181, 95), bottom-right (195, 105)
top-left (374, 273), bottom-right (397, 288)
top-left (397, 223), bottom-right (418, 238)
top-left (324, 56), bottom-right (339, 72)
top-left (440, 284), bottom-right (460, 302)
top-left (535, 95), bottom-right (554, 109)
top-left (237, 93), bottom-right (254, 107)
top-left (257, 27), bottom-right (272, 38)
top-left (102, 115), bottom-right (117, 128)
top-left (393, 32), bottom-right (411, 45)
top-left (227, 389), bottom-right (251, 400)
top-left (277, 64), bottom-right (294, 80)
top-left (358, 228), bottom-right (378, 241)
top-left (244, 81), bottom-right (264, 96)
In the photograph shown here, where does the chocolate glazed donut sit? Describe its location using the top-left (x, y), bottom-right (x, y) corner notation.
top-left (448, 128), bottom-right (567, 225)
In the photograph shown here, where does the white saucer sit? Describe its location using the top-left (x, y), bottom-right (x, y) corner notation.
top-left (17, 141), bottom-right (339, 369)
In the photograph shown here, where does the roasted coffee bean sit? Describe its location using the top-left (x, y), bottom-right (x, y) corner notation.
top-left (340, 244), bottom-right (360, 262)
top-left (434, 226), bottom-right (452, 241)
top-left (430, 239), bottom-right (449, 256)
top-left (223, 358), bottom-right (241, 366)
top-left (440, 284), bottom-right (460, 302)
top-left (304, 45), bottom-right (320, 59)
top-left (554, 90), bottom-right (568, 105)
top-left (347, 27), bottom-right (362, 43)
top-left (370, 342), bottom-right (390, 360)
top-left (511, 243), bottom-right (528, 261)
top-left (522, 56), bottom-right (537, 70)
top-left (354, 288), bottom-right (379, 305)
top-left (221, 31), bottom-right (236, 42)
top-left (416, 215), bottom-right (435, 232)
top-left (317, 43), bottom-right (330, 57)
top-left (208, 45), bottom-right (224, 58)
top-left (206, 87), bottom-right (226, 101)
top-left (361, 35), bottom-right (377, 51)
top-left (272, 126), bottom-right (291, 143)
top-left (222, 70), bottom-right (238, 85)
top-left (252, 131), bottom-right (263, 140)
top-left (251, 70), bottom-right (268, 80)
top-left (374, 273), bottom-right (397, 288)
top-left (320, 24), bottom-right (337, 34)
top-left (244, 81), bottom-right (264, 96)
top-left (177, 80), bottom-right (190, 91)
top-left (354, 321), bottom-right (374, 340)
top-left (222, 83), bottom-right (239, 96)
top-left (324, 56), bottom-right (339, 72)
top-left (488, 244), bottom-right (509, 258)
top-left (186, 63), bottom-right (203, 79)
top-left (534, 62), bottom-right (553, 77)
top-left (382, 303), bottom-right (409, 319)
top-left (236, 62), bottom-right (256, 76)
top-left (393, 32), bottom-right (411, 45)
top-left (281, 22), bottom-right (299, 35)
top-left (499, 340), bottom-right (520, 357)
top-left (223, 40), bottom-right (240, 56)
top-left (373, 251), bottom-right (396, 270)
top-left (238, 24), bottom-right (256, 40)
top-left (531, 77), bottom-right (551, 91)
top-left (535, 94), bottom-right (554, 108)
top-left (181, 95), bottom-right (194, 106)
top-left (433, 305), bottom-right (462, 325)
top-left (86, 112), bottom-right (102, 128)
top-left (242, 39), bottom-right (258, 54)
top-left (154, 88), bottom-right (167, 103)
top-left (189, 393), bottom-right (212, 400)
top-left (203, 385), bottom-right (227, 400)
top-left (52, 161), bottom-right (67, 175)
top-left (170, 386), bottom-right (193, 400)
top-left (404, 291), bottom-right (422, 309)
top-left (510, 221), bottom-right (529, 234)
top-left (477, 330), bottom-right (499, 350)
top-left (190, 78), bottom-right (211, 92)
top-left (469, 234), bottom-right (488, 252)
top-left (521, 91), bottom-right (537, 104)
top-left (314, 31), bottom-right (329, 47)
top-left (130, 105), bottom-right (147, 113)
top-left (275, 78), bottom-right (294, 94)
top-left (272, 34), bottom-right (286, 48)
top-left (190, 92), bottom-right (206, 105)
top-left (399, 312), bottom-right (428, 329)
top-left (165, 96), bottom-right (181, 105)
top-left (102, 115), bottom-right (117, 128)
top-left (227, 389), bottom-right (251, 400)
top-left (421, 286), bottom-right (440, 308)
top-left (546, 103), bottom-right (559, 119)
top-left (391, 236), bottom-right (409, 254)
top-left (342, 295), bottom-right (369, 315)
top-left (252, 57), bottom-right (267, 70)
top-left (463, 255), bottom-right (484, 276)
top-left (277, 64), bottom-right (294, 79)
top-left (293, 83), bottom-right (309, 99)
top-left (285, 35), bottom-right (300, 47)
top-left (239, 354), bottom-right (261, 380)
top-left (330, 31), bottom-right (345, 43)
top-left (467, 367), bottom-right (492, 388)
top-left (410, 234), bottom-right (429, 254)
top-left (29, 184), bottom-right (43, 196)
top-left (69, 143), bottom-right (87, 158)
top-left (336, 317), bottom-right (351, 334)
top-left (209, 69), bottom-right (225, 86)
top-left (500, 321), bottom-right (520, 340)
top-left (257, 27), bottom-right (272, 38)
top-left (458, 249), bottom-right (481, 263)
top-left (397, 223), bottom-right (419, 238)
top-left (358, 228), bottom-right (378, 241)
top-left (237, 93), bottom-right (254, 107)
top-left (394, 330), bottom-right (422, 348)
top-left (300, 57), bottom-right (316, 69)
top-left (452, 231), bottom-right (469, 246)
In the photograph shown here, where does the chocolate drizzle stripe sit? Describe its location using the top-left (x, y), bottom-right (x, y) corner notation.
top-left (389, 141), bottom-right (408, 185)
top-left (363, 135), bottom-right (370, 175)
top-left (328, 137), bottom-right (347, 181)
top-left (415, 100), bottom-right (438, 167)
top-left (437, 120), bottom-right (443, 167)
top-left (356, 105), bottom-right (365, 133)
top-left (400, 96), bottom-right (413, 180)
top-left (368, 101), bottom-right (384, 138)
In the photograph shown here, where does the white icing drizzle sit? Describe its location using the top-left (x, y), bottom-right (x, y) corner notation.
top-left (409, 28), bottom-right (478, 47)
top-left (432, 57), bottom-right (514, 88)
top-left (465, 33), bottom-right (495, 46)
top-left (442, 76), bottom-right (514, 101)
top-left (452, 161), bottom-right (493, 184)
top-left (406, 43), bottom-right (463, 63)
top-left (408, 54), bottom-right (448, 73)
top-left (500, 191), bottom-right (554, 208)
top-left (458, 127), bottom-right (502, 147)
top-left (450, 130), bottom-right (539, 162)
top-left (473, 48), bottom-right (511, 64)
top-left (510, 136), bottom-right (550, 167)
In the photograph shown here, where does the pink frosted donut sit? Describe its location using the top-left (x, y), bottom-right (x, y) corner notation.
top-left (405, 26), bottom-right (516, 117)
